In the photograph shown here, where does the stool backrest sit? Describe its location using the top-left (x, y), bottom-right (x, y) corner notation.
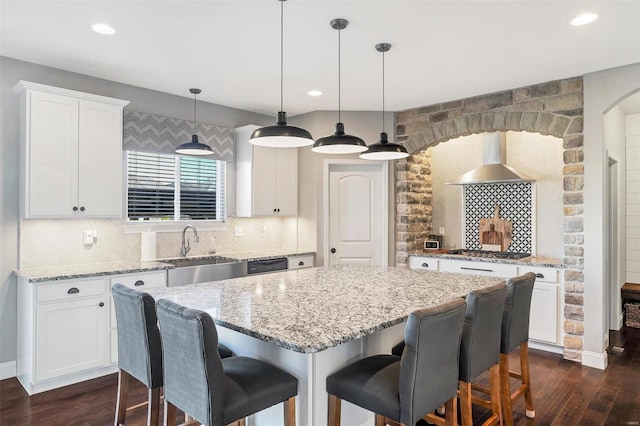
top-left (459, 283), bottom-right (507, 382)
top-left (501, 273), bottom-right (536, 354)
top-left (399, 298), bottom-right (467, 426)
top-left (112, 283), bottom-right (163, 389)
top-left (156, 298), bottom-right (225, 426)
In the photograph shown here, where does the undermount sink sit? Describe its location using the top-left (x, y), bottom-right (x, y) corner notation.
top-left (165, 256), bottom-right (248, 286)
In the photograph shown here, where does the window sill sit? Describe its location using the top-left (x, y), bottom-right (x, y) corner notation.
top-left (122, 220), bottom-right (228, 234)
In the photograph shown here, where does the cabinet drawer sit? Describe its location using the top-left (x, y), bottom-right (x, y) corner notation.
top-left (37, 278), bottom-right (106, 303)
top-left (288, 255), bottom-right (315, 270)
top-left (409, 257), bottom-right (439, 271)
top-left (440, 260), bottom-right (518, 278)
top-left (518, 266), bottom-right (559, 284)
top-left (109, 271), bottom-right (166, 290)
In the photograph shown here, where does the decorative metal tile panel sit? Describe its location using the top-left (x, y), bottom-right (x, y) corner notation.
top-left (123, 111), bottom-right (234, 161)
top-left (464, 183), bottom-right (532, 253)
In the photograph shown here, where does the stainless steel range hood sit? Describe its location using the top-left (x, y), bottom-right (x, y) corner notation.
top-left (446, 132), bottom-right (534, 185)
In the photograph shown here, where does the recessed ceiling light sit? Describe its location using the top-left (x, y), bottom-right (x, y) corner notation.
top-left (308, 90), bottom-right (323, 97)
top-left (92, 23), bottom-right (116, 35)
top-left (570, 13), bottom-right (599, 26)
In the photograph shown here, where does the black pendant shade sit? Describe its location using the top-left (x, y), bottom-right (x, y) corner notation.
top-left (312, 18), bottom-right (367, 155)
top-left (176, 88), bottom-right (213, 156)
top-left (312, 122), bottom-right (367, 154)
top-left (250, 111), bottom-right (314, 148)
top-left (250, 0), bottom-right (313, 148)
top-left (360, 43), bottom-right (408, 161)
top-left (359, 132), bottom-right (408, 160)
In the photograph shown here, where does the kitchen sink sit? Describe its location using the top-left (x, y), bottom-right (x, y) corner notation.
top-left (165, 256), bottom-right (248, 286)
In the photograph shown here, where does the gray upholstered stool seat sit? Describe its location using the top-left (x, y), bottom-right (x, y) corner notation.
top-left (156, 298), bottom-right (298, 426)
top-left (222, 356), bottom-right (299, 423)
top-left (327, 298), bottom-right (467, 426)
top-left (326, 355), bottom-right (401, 420)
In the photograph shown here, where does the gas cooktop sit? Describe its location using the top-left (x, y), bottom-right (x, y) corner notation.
top-left (446, 249), bottom-right (531, 260)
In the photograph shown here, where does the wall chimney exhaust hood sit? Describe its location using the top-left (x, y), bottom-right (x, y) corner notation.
top-left (446, 132), bottom-right (534, 185)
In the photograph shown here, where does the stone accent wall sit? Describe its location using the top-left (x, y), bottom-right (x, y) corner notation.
top-left (394, 77), bottom-right (584, 362)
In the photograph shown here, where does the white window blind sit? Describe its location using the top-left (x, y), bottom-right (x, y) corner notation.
top-left (126, 151), bottom-right (225, 221)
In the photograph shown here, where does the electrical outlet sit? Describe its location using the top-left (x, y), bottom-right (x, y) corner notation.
top-left (439, 227), bottom-right (445, 236)
top-left (261, 225), bottom-right (267, 236)
top-left (234, 226), bottom-right (244, 237)
top-left (83, 230), bottom-right (96, 245)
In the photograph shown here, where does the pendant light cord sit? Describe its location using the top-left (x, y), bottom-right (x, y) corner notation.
top-left (381, 50), bottom-right (385, 133)
top-left (280, 0), bottom-right (284, 112)
top-left (193, 91), bottom-right (197, 134)
top-left (338, 28), bottom-right (341, 123)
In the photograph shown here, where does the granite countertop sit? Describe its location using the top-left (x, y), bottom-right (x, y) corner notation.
top-left (409, 251), bottom-right (566, 268)
top-left (217, 250), bottom-right (316, 261)
top-left (15, 261), bottom-right (174, 282)
top-left (145, 264), bottom-right (504, 354)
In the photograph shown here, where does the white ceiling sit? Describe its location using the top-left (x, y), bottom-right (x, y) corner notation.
top-left (1, 1), bottom-right (639, 116)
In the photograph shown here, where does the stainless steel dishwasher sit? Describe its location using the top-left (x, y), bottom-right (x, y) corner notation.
top-left (247, 257), bottom-right (288, 275)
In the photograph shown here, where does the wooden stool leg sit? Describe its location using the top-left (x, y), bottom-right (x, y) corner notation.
top-left (520, 342), bottom-right (535, 418)
top-left (147, 387), bottom-right (160, 426)
top-left (328, 394), bottom-right (341, 426)
top-left (500, 353), bottom-right (514, 426)
top-left (489, 364), bottom-right (503, 426)
top-left (459, 381), bottom-right (473, 426)
top-left (284, 396), bottom-right (296, 426)
top-left (375, 413), bottom-right (386, 426)
top-left (114, 370), bottom-right (130, 426)
top-left (444, 397), bottom-right (458, 426)
top-left (163, 400), bottom-right (177, 426)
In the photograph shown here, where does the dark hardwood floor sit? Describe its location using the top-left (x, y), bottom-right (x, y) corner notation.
top-left (1, 327), bottom-right (639, 426)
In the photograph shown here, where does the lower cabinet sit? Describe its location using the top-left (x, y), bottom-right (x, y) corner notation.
top-left (410, 256), bottom-right (564, 349)
top-left (17, 270), bottom-right (167, 395)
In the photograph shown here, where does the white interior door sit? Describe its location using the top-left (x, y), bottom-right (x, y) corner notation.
top-left (327, 162), bottom-right (387, 266)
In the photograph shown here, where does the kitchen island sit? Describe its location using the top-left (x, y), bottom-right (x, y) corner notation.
top-left (147, 264), bottom-right (504, 426)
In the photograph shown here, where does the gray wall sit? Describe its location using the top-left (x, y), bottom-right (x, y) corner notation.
top-left (289, 111), bottom-right (396, 267)
top-left (0, 56), bottom-right (272, 364)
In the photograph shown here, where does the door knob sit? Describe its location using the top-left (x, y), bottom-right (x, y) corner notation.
top-left (330, 248), bottom-right (336, 253)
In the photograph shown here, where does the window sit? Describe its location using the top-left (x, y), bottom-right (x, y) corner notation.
top-left (126, 151), bottom-right (225, 222)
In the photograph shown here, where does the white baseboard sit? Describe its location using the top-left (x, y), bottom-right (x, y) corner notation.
top-left (582, 350), bottom-right (608, 370)
top-left (0, 361), bottom-right (16, 380)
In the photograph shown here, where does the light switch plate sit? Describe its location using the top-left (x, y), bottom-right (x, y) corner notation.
top-left (234, 226), bottom-right (243, 237)
top-left (439, 227), bottom-right (445, 235)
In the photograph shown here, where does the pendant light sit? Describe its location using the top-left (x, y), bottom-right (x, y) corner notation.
top-left (359, 43), bottom-right (409, 161)
top-left (312, 18), bottom-right (367, 154)
top-left (175, 88), bottom-right (213, 156)
top-left (250, 0), bottom-right (313, 148)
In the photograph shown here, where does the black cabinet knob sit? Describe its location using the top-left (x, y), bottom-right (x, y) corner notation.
top-left (330, 248), bottom-right (336, 254)
top-left (72, 206), bottom-right (78, 211)
top-left (80, 206), bottom-right (85, 212)
top-left (422, 263), bottom-right (429, 268)
top-left (99, 302), bottom-right (104, 307)
top-left (298, 261), bottom-right (304, 266)
top-left (277, 208), bottom-right (280, 212)
top-left (273, 208), bottom-right (277, 212)
top-left (535, 273), bottom-right (544, 279)
top-left (134, 280), bottom-right (145, 286)
top-left (67, 287), bottom-right (80, 294)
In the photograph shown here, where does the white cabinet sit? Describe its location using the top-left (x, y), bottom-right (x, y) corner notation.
top-left (17, 270), bottom-right (166, 395)
top-left (13, 81), bottom-right (129, 218)
top-left (409, 256), bottom-right (564, 349)
top-left (235, 125), bottom-right (298, 217)
top-left (288, 254), bottom-right (315, 270)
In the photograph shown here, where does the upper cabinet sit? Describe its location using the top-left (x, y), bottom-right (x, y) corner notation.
top-left (235, 125), bottom-right (298, 217)
top-left (13, 81), bottom-right (129, 218)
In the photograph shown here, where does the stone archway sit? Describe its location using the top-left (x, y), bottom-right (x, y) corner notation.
top-left (393, 77), bottom-right (584, 362)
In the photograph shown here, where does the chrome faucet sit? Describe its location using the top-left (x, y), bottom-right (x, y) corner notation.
top-left (180, 225), bottom-right (200, 257)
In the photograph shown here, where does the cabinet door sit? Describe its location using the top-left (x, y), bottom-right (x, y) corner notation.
top-left (78, 100), bottom-right (123, 217)
top-left (275, 148), bottom-right (298, 216)
top-left (36, 296), bottom-right (108, 381)
top-left (28, 91), bottom-right (79, 217)
top-left (529, 282), bottom-right (559, 344)
top-left (252, 145), bottom-right (278, 215)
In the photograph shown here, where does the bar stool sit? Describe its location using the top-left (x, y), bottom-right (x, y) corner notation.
top-left (326, 298), bottom-right (467, 426)
top-left (457, 283), bottom-right (507, 426)
top-left (156, 298), bottom-right (298, 426)
top-left (112, 284), bottom-right (233, 426)
top-left (499, 273), bottom-right (536, 425)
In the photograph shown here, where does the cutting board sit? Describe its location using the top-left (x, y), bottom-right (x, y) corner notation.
top-left (479, 205), bottom-right (513, 251)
